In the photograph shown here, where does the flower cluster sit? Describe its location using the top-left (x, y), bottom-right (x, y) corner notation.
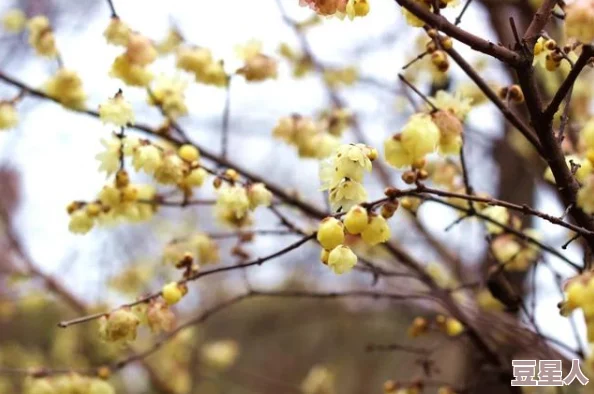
top-left (147, 75), bottom-right (189, 119)
top-left (45, 69), bottom-right (87, 109)
top-left (491, 229), bottom-right (542, 271)
top-left (67, 169), bottom-right (156, 234)
top-left (565, 0), bottom-right (594, 43)
top-left (299, 0), bottom-right (371, 20)
top-left (384, 113), bottom-right (440, 169)
top-left (176, 46), bottom-right (227, 87)
top-left (24, 375), bottom-right (115, 394)
top-left (407, 314), bottom-right (463, 338)
top-left (27, 16), bottom-right (57, 57)
top-left (99, 288), bottom-right (185, 344)
top-left (163, 233), bottom-right (220, 266)
top-left (273, 112), bottom-right (353, 159)
top-left (214, 181), bottom-right (273, 227)
top-left (317, 203), bottom-right (392, 274)
top-left (235, 40), bottom-right (278, 82)
top-left (319, 144), bottom-right (376, 211)
top-left (98, 307), bottom-right (141, 343)
top-left (103, 18), bottom-right (162, 86)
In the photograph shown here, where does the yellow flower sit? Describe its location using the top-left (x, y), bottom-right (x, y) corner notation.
top-left (215, 184), bottom-right (251, 226)
top-left (148, 75), bottom-right (189, 119)
top-left (385, 113), bottom-right (439, 168)
top-left (197, 60), bottom-right (228, 87)
top-left (247, 183), bottom-right (273, 208)
top-left (162, 282), bottom-right (183, 305)
top-left (103, 17), bottom-right (131, 46)
top-left (184, 168), bottom-right (208, 187)
top-left (201, 340), bottom-right (239, 370)
top-left (317, 217), bottom-right (345, 250)
top-left (110, 55), bottom-right (153, 87)
top-left (492, 235), bottom-right (521, 265)
top-left (565, 279), bottom-right (587, 311)
top-left (430, 90), bottom-right (473, 120)
top-left (99, 92), bottom-right (134, 126)
top-left (565, 0), bottom-right (594, 43)
top-left (99, 308), bottom-right (140, 343)
top-left (319, 143), bottom-right (374, 190)
top-left (189, 233), bottom-right (220, 264)
top-left (384, 135), bottom-right (413, 168)
top-left (343, 205), bottom-right (369, 234)
top-left (45, 69), bottom-right (86, 108)
top-left (237, 54), bottom-right (278, 82)
top-left (125, 33), bottom-right (157, 66)
top-left (95, 137), bottom-right (122, 176)
top-left (480, 206), bottom-right (509, 234)
top-left (476, 289), bottom-right (505, 312)
top-left (0, 103), bottom-right (18, 130)
top-left (432, 110), bottom-right (463, 155)
top-left (544, 155), bottom-right (592, 184)
top-left (156, 29), bottom-right (183, 54)
top-left (68, 210), bottom-right (94, 234)
top-left (345, 0), bottom-right (370, 20)
top-left (2, 9), bottom-right (26, 33)
top-left (327, 245), bottom-right (358, 274)
top-left (176, 46), bottom-right (213, 74)
top-left (361, 215), bottom-right (390, 245)
top-left (132, 144), bottom-right (163, 174)
top-left (401, 3), bottom-right (429, 27)
top-left (27, 16), bottom-right (57, 57)
top-left (328, 178), bottom-right (368, 212)
top-left (401, 113), bottom-right (440, 161)
top-left (153, 153), bottom-right (184, 184)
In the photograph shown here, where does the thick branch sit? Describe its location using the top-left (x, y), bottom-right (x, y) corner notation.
top-left (394, 0), bottom-right (520, 64)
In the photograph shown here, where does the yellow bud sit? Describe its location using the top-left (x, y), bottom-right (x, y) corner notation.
top-left (85, 203), bottom-right (102, 217)
top-left (162, 282), bottom-right (183, 305)
top-left (343, 205), bottom-right (369, 234)
top-left (445, 317), bottom-right (464, 336)
top-left (316, 217), bottom-right (345, 250)
top-left (178, 144), bottom-right (200, 162)
top-left (115, 170), bottom-right (129, 188)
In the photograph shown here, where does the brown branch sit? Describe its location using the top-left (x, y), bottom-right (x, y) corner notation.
top-left (545, 45), bottom-right (594, 119)
top-left (57, 234), bottom-right (315, 328)
top-left (522, 0), bottom-right (558, 48)
top-left (394, 0), bottom-right (520, 64)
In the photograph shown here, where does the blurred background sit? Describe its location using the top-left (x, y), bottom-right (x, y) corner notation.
top-left (0, 0), bottom-right (586, 393)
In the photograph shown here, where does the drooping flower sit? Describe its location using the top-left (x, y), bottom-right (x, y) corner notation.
top-left (327, 245), bottom-right (358, 274)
